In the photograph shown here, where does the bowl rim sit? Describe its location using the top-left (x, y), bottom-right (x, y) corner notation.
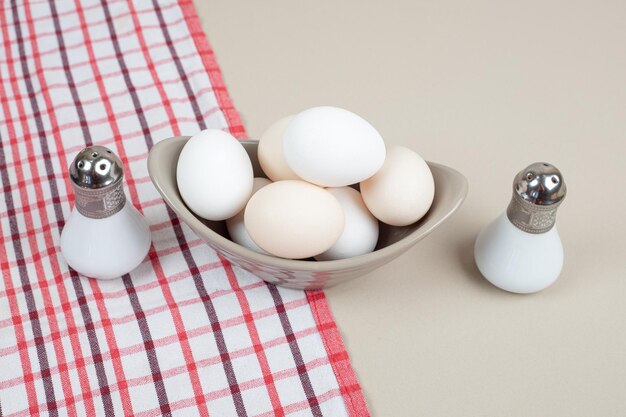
top-left (148, 137), bottom-right (469, 272)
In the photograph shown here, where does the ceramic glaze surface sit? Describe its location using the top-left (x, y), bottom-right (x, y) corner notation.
top-left (474, 213), bottom-right (563, 294)
top-left (148, 137), bottom-right (468, 289)
top-left (60, 202), bottom-right (151, 279)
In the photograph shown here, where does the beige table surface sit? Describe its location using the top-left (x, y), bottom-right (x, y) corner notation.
top-left (195, 1), bottom-right (626, 415)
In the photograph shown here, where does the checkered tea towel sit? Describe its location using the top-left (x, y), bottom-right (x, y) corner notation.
top-left (0, 0), bottom-right (369, 415)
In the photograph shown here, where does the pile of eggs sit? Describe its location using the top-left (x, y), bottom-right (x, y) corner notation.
top-left (176, 106), bottom-right (435, 260)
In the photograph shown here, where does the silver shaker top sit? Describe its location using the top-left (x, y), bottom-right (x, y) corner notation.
top-left (69, 146), bottom-right (126, 219)
top-left (506, 162), bottom-right (566, 234)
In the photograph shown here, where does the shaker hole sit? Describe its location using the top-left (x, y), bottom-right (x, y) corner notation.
top-left (91, 152), bottom-right (98, 157)
top-left (106, 150), bottom-right (112, 154)
top-left (99, 164), bottom-right (106, 170)
top-left (78, 161), bottom-right (84, 168)
top-left (552, 177), bottom-right (559, 184)
top-left (526, 173), bottom-right (533, 180)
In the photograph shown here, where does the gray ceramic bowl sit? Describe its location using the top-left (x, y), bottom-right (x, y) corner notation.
top-left (148, 137), bottom-right (467, 290)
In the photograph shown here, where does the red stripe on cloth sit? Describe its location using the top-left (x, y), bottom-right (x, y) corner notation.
top-left (268, 285), bottom-right (323, 416)
top-left (143, 3), bottom-right (253, 411)
top-left (72, 1), bottom-right (209, 414)
top-left (254, 388), bottom-right (345, 417)
top-left (180, 0), bottom-right (369, 414)
top-left (0, 30), bottom-right (41, 417)
top-left (1, 2), bottom-right (80, 415)
top-left (150, 0), bottom-right (210, 135)
top-left (177, 0), bottom-right (246, 139)
top-left (126, 0), bottom-right (181, 138)
top-left (0, 279), bottom-right (273, 365)
top-left (1, 293), bottom-right (310, 395)
top-left (64, 1), bottom-right (143, 414)
top-left (4, 329), bottom-right (330, 417)
top-left (42, 0), bottom-right (120, 405)
top-left (0, 0), bottom-right (370, 415)
top-left (100, 0), bottom-right (214, 413)
top-left (0, 239), bottom-right (217, 304)
top-left (87, 277), bottom-right (135, 415)
top-left (15, 14), bottom-right (186, 46)
top-left (0, 156), bottom-right (39, 414)
top-left (1, 66), bottom-right (212, 112)
top-left (1, 0), bottom-right (178, 30)
top-left (135, 355), bottom-right (334, 417)
top-left (8, 47), bottom-right (197, 86)
top-left (20, 0), bottom-right (116, 413)
top-left (3, 103), bottom-right (214, 140)
top-left (221, 257), bottom-right (286, 416)
top-left (307, 291), bottom-right (370, 416)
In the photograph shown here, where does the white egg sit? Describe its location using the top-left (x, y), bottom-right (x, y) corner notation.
top-left (226, 177), bottom-right (272, 254)
top-left (361, 145), bottom-right (434, 226)
top-left (176, 129), bottom-right (253, 221)
top-left (258, 116), bottom-right (300, 181)
top-left (283, 106), bottom-right (386, 187)
top-left (315, 187), bottom-right (379, 261)
top-left (245, 180), bottom-right (344, 259)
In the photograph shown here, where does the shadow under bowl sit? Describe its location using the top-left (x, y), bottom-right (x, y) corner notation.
top-left (148, 137), bottom-right (468, 290)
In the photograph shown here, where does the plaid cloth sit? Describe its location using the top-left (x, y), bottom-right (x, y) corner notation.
top-left (0, 0), bottom-right (369, 415)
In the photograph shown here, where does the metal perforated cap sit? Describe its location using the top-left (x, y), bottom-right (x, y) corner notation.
top-left (506, 162), bottom-right (566, 233)
top-left (69, 146), bottom-right (126, 219)
top-left (70, 146), bottom-right (124, 189)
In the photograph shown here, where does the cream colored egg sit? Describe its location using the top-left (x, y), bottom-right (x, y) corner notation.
top-left (244, 180), bottom-right (344, 259)
top-left (258, 116), bottom-right (300, 181)
top-left (360, 145), bottom-right (434, 226)
top-left (226, 177), bottom-right (272, 254)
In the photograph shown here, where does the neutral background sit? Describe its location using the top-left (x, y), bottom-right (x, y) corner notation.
top-left (195, 1), bottom-right (626, 415)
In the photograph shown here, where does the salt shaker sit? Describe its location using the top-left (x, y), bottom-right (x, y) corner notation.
top-left (60, 146), bottom-right (151, 279)
top-left (474, 162), bottom-right (566, 293)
